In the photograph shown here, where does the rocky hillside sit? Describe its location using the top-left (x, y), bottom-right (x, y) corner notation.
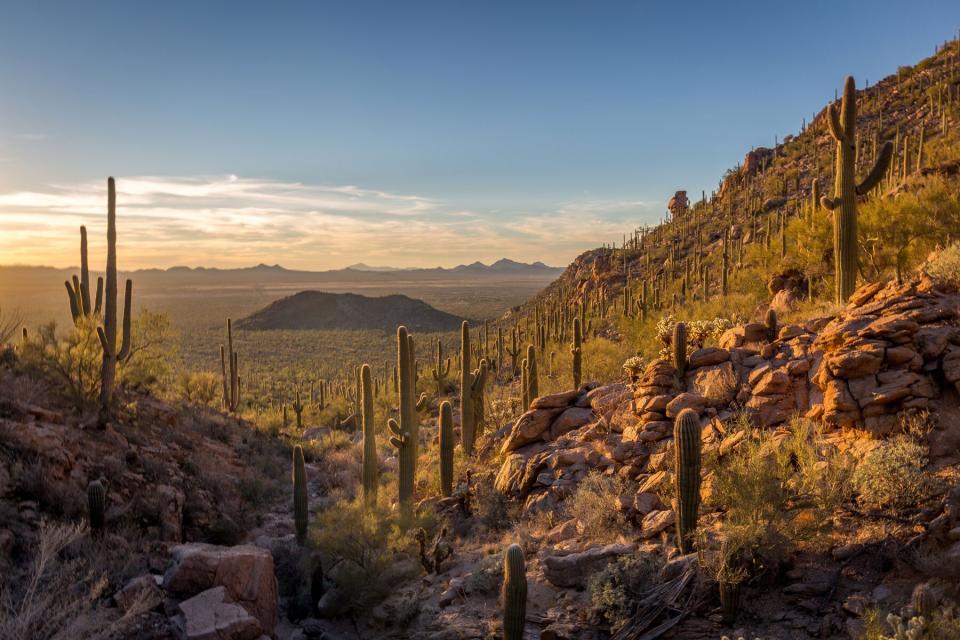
top-left (237, 291), bottom-right (467, 332)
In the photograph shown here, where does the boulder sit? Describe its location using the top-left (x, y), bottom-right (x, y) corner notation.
top-left (640, 510), bottom-right (676, 538)
top-left (500, 407), bottom-right (564, 453)
top-left (686, 362), bottom-right (737, 408)
top-left (542, 543), bottom-right (635, 588)
top-left (115, 574), bottom-right (164, 613)
top-left (665, 393), bottom-right (706, 418)
top-left (688, 347), bottom-right (729, 369)
top-left (549, 407), bottom-right (595, 440)
top-left (173, 586), bottom-right (264, 640)
top-left (163, 543), bottom-right (278, 633)
top-left (531, 390), bottom-right (581, 409)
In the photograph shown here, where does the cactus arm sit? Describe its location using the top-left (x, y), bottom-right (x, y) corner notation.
top-left (856, 141), bottom-right (894, 195)
top-left (826, 103), bottom-right (844, 141)
top-left (116, 279), bottom-right (133, 361)
top-left (415, 392), bottom-right (428, 412)
top-left (79, 225), bottom-right (92, 315)
top-left (65, 280), bottom-right (81, 321)
top-left (94, 277), bottom-right (103, 315)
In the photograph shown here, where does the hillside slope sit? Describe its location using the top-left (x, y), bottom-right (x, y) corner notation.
top-left (237, 290), bottom-right (467, 332)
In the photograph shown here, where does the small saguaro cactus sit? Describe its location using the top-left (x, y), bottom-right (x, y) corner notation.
top-left (97, 178), bottom-right (133, 424)
top-left (360, 364), bottom-right (377, 507)
top-left (470, 359), bottom-right (489, 438)
top-left (673, 322), bottom-right (688, 383)
top-left (525, 344), bottom-right (538, 405)
top-left (673, 408), bottom-right (702, 554)
top-left (431, 339), bottom-right (451, 396)
top-left (459, 320), bottom-right (479, 454)
top-left (293, 444), bottom-right (308, 544)
top-left (87, 479), bottom-right (106, 537)
top-left (821, 76), bottom-right (894, 304)
top-left (221, 319), bottom-right (240, 413)
top-left (292, 388), bottom-right (304, 430)
top-left (765, 308), bottom-right (778, 342)
top-left (439, 401), bottom-right (454, 497)
top-left (571, 317), bottom-right (582, 390)
top-left (502, 544), bottom-right (527, 640)
top-left (520, 358), bottom-right (529, 409)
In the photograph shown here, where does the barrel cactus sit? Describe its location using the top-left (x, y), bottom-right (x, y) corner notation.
top-left (765, 308), bottom-right (778, 342)
top-left (502, 544), bottom-right (527, 640)
top-left (673, 408), bottom-right (701, 553)
top-left (87, 479), bottom-right (106, 537)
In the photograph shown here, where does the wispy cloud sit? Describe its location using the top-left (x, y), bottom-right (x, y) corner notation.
top-left (0, 175), bottom-right (663, 269)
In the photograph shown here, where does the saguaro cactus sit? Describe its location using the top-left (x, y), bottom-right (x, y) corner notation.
top-left (673, 408), bottom-right (702, 553)
top-left (361, 364), bottom-right (377, 506)
top-left (96, 178), bottom-right (133, 424)
top-left (87, 479), bottom-right (106, 537)
top-left (525, 345), bottom-right (538, 404)
top-left (293, 445), bottom-right (308, 544)
top-left (292, 388), bottom-right (304, 429)
top-left (221, 319), bottom-right (240, 412)
top-left (389, 326), bottom-right (417, 526)
top-left (821, 76), bottom-right (893, 304)
top-left (431, 339), bottom-right (451, 396)
top-left (439, 401), bottom-right (454, 497)
top-left (471, 359), bottom-right (489, 438)
top-left (765, 308), bottom-right (778, 342)
top-left (460, 321), bottom-right (478, 454)
top-left (502, 544), bottom-right (527, 640)
top-left (65, 226), bottom-right (104, 322)
top-left (571, 317), bottom-right (582, 389)
top-left (673, 322), bottom-right (688, 382)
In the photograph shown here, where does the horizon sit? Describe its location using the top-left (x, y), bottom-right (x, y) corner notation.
top-left (2, 2), bottom-right (959, 269)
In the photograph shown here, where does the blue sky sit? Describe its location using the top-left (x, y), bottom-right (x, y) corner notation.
top-left (1, 1), bottom-right (958, 269)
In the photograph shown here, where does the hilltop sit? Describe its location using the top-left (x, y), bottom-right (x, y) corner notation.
top-left (237, 290), bottom-right (468, 332)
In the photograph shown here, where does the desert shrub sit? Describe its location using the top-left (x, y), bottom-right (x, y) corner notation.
top-left (0, 306), bottom-right (23, 345)
top-left (708, 417), bottom-right (852, 559)
top-left (622, 355), bottom-right (645, 383)
top-left (119, 309), bottom-right (178, 393)
top-left (852, 435), bottom-right (930, 510)
top-left (566, 471), bottom-right (626, 542)
top-left (654, 314), bottom-right (739, 360)
top-left (0, 522), bottom-right (143, 640)
top-left (463, 552), bottom-right (504, 595)
top-left (18, 319), bottom-right (101, 409)
top-left (927, 241), bottom-right (960, 285)
top-left (175, 371), bottom-right (221, 406)
top-left (588, 553), bottom-right (663, 631)
top-left (311, 499), bottom-right (416, 618)
top-left (473, 476), bottom-right (516, 531)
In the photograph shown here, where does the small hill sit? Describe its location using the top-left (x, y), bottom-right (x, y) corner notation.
top-left (237, 291), bottom-right (467, 332)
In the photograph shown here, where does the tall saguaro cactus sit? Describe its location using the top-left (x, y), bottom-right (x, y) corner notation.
top-left (460, 321), bottom-right (478, 454)
top-left (361, 364), bottom-right (377, 507)
top-left (439, 401), bottom-right (454, 497)
top-left (571, 317), bottom-right (582, 390)
top-left (821, 76), bottom-right (893, 304)
top-left (502, 544), bottom-right (527, 640)
top-left (673, 408), bottom-right (702, 554)
top-left (389, 326), bottom-right (417, 526)
top-left (293, 444), bottom-right (308, 544)
top-left (97, 177), bottom-right (133, 424)
top-left (221, 319), bottom-right (240, 412)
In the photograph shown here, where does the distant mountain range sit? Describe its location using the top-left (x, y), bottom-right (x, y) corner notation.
top-left (237, 291), bottom-right (466, 332)
top-left (0, 259), bottom-right (563, 292)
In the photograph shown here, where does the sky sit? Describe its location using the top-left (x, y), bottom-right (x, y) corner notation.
top-left (1, 1), bottom-right (958, 270)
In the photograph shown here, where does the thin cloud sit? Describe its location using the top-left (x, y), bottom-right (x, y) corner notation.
top-left (0, 175), bottom-right (664, 269)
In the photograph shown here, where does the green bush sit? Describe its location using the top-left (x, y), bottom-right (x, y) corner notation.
top-left (852, 435), bottom-right (931, 510)
top-left (566, 471), bottom-right (626, 542)
top-left (927, 241), bottom-right (960, 286)
top-left (587, 553), bottom-right (663, 631)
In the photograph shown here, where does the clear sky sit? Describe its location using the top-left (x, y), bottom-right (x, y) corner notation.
top-left (1, 1), bottom-right (958, 269)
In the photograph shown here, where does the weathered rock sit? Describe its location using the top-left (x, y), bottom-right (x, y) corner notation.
top-left (531, 390), bottom-right (581, 410)
top-left (500, 407), bottom-right (564, 452)
top-left (173, 586), bottom-right (264, 640)
top-left (549, 407), bottom-right (595, 440)
top-left (686, 362), bottom-right (737, 408)
top-left (640, 510), bottom-right (676, 538)
top-left (665, 393), bottom-right (706, 418)
top-left (688, 347), bottom-right (729, 369)
top-left (542, 543), bottom-right (635, 588)
top-left (163, 543), bottom-right (278, 633)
